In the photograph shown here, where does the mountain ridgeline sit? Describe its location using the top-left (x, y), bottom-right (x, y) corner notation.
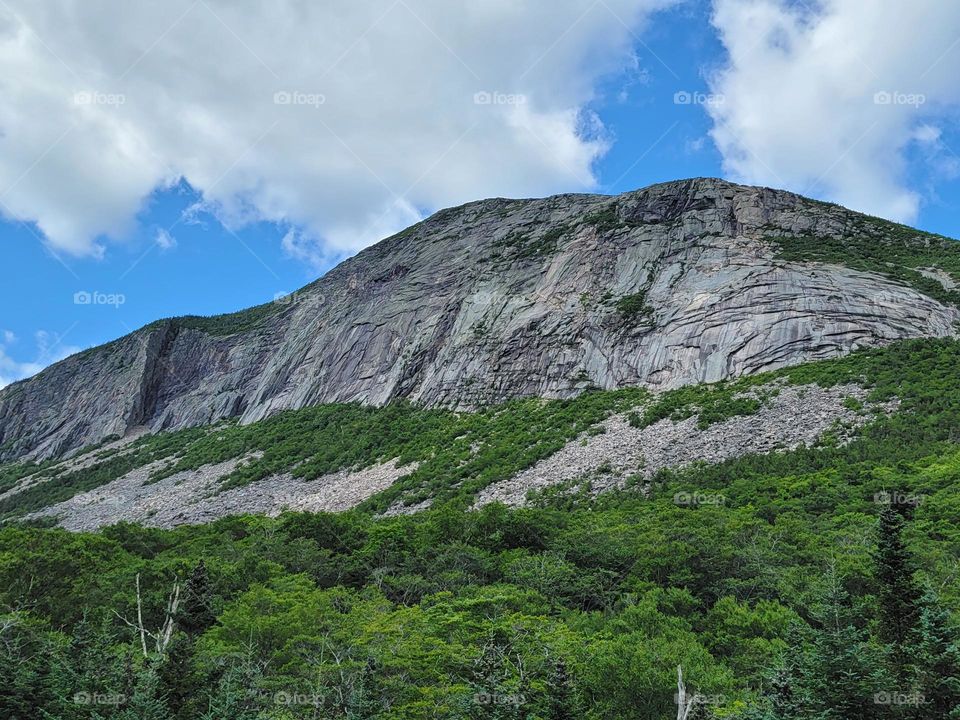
top-left (4, 179), bottom-right (960, 719)
top-left (2, 177), bottom-right (960, 462)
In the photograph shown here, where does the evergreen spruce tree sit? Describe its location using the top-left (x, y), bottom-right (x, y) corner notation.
top-left (803, 577), bottom-right (892, 720)
top-left (0, 614), bottom-right (55, 720)
top-left (199, 650), bottom-right (267, 720)
top-left (159, 561), bottom-right (217, 719)
top-left (752, 576), bottom-right (893, 720)
top-left (873, 500), bottom-right (923, 682)
top-left (766, 660), bottom-right (798, 718)
top-left (737, 624), bottom-right (807, 720)
top-left (51, 611), bottom-right (132, 720)
top-left (158, 632), bottom-right (196, 718)
top-left (462, 631), bottom-right (527, 720)
top-left (178, 561), bottom-right (216, 636)
top-left (113, 664), bottom-right (172, 720)
top-left (914, 589), bottom-right (960, 719)
top-left (546, 658), bottom-right (575, 720)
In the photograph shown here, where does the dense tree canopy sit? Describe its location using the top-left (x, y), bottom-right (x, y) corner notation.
top-left (1, 338), bottom-right (959, 718)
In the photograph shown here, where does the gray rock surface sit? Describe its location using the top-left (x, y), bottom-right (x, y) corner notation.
top-left (474, 383), bottom-right (895, 507)
top-left (24, 381), bottom-right (889, 529)
top-left (2, 178), bottom-right (957, 460)
top-left (30, 457), bottom-right (416, 531)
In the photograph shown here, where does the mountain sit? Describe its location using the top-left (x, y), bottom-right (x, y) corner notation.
top-left (2, 177), bottom-right (960, 530)
top-left (5, 179), bottom-right (960, 719)
top-left (2, 178), bottom-right (958, 464)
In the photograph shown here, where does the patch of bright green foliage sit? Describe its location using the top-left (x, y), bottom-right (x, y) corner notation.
top-left (0, 444), bottom-right (958, 717)
top-left (583, 202), bottom-right (623, 232)
top-left (630, 333), bottom-right (960, 432)
top-left (145, 299), bottom-right (283, 337)
top-left (495, 224), bottom-right (572, 260)
top-left (8, 338), bottom-right (960, 525)
top-left (630, 381), bottom-right (771, 430)
top-left (0, 388), bottom-right (648, 521)
top-left (0, 461), bottom-right (48, 496)
top-left (771, 215), bottom-right (960, 307)
top-left (615, 290), bottom-right (654, 325)
top-left (638, 341), bottom-right (960, 502)
top-left (0, 427), bottom-right (213, 520)
top-left (180, 388), bottom-right (648, 511)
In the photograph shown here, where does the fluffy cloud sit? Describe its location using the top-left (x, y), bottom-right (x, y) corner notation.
top-left (0, 330), bottom-right (80, 388)
top-left (155, 228), bottom-right (176, 251)
top-left (708, 0), bottom-right (960, 223)
top-left (0, 0), bottom-right (674, 258)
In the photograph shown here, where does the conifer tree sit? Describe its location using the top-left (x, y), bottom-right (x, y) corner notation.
top-left (764, 626), bottom-right (807, 720)
top-left (873, 499), bottom-right (923, 683)
top-left (178, 560), bottom-right (216, 636)
top-left (808, 576), bottom-right (893, 719)
top-left (546, 658), bottom-right (575, 720)
top-left (0, 615), bottom-right (55, 720)
top-left (113, 665), bottom-right (172, 720)
top-left (746, 577), bottom-right (892, 720)
top-left (914, 589), bottom-right (960, 719)
top-left (159, 561), bottom-right (216, 719)
top-left (199, 648), bottom-right (267, 720)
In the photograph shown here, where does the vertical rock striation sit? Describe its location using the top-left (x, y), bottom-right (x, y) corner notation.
top-left (2, 178), bottom-right (958, 460)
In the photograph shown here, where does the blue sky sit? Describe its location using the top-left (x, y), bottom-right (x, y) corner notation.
top-left (2, 0), bottom-right (960, 386)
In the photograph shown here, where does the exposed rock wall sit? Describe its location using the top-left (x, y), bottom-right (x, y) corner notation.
top-left (2, 178), bottom-right (957, 460)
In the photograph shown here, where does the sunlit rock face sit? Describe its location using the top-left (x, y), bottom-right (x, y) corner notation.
top-left (2, 178), bottom-right (957, 460)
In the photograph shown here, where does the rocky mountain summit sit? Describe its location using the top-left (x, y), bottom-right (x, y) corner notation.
top-left (2, 178), bottom-right (959, 461)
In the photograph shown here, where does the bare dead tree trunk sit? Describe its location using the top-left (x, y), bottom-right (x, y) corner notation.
top-left (677, 665), bottom-right (696, 720)
top-left (114, 574), bottom-right (181, 658)
top-left (157, 582), bottom-right (181, 654)
top-left (135, 573), bottom-right (148, 657)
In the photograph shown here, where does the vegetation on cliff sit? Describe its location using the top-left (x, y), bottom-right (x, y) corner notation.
top-left (1, 338), bottom-right (960, 717)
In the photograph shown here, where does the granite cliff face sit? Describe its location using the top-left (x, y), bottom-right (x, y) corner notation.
top-left (2, 178), bottom-right (958, 460)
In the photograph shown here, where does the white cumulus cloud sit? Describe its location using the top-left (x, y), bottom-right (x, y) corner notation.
top-left (0, 0), bottom-right (675, 259)
top-left (0, 330), bottom-right (80, 388)
top-left (708, 0), bottom-right (960, 223)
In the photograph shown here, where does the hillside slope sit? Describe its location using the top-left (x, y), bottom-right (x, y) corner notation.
top-left (2, 178), bottom-right (960, 461)
top-left (3, 338), bottom-right (960, 718)
top-left (0, 337), bottom-right (955, 528)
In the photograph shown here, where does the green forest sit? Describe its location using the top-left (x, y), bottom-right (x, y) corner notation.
top-left (2, 338), bottom-right (960, 718)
